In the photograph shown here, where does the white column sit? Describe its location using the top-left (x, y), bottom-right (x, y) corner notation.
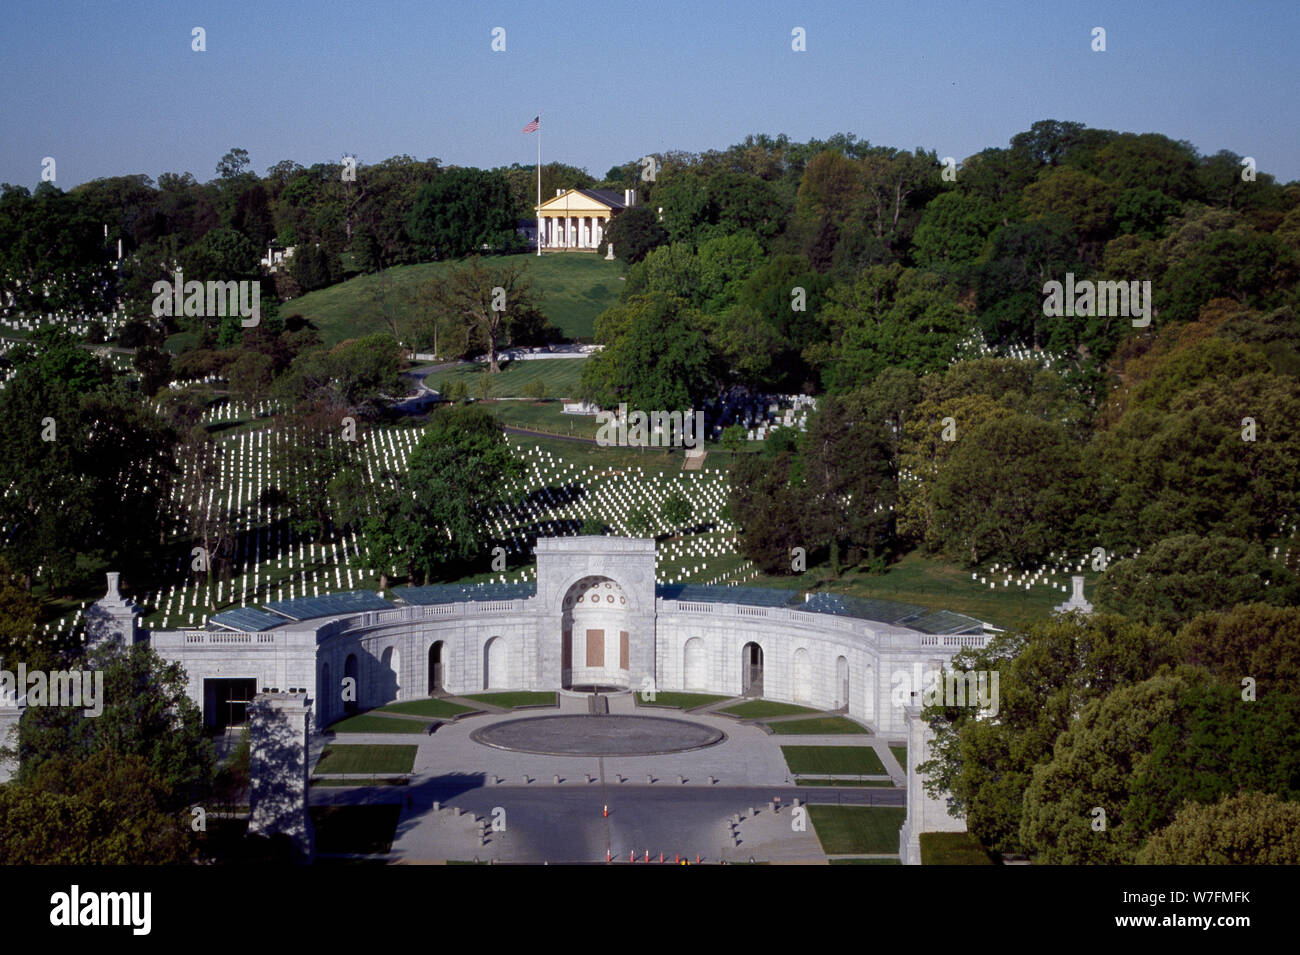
top-left (595, 216), bottom-right (604, 247)
top-left (581, 217), bottom-right (589, 248)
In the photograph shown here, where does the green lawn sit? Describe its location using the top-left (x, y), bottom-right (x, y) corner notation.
top-left (830, 858), bottom-right (901, 865)
top-left (313, 744), bottom-right (417, 775)
top-left (920, 831), bottom-right (997, 865)
top-left (285, 253), bottom-right (623, 345)
top-left (311, 777), bottom-right (409, 787)
top-left (781, 745), bottom-right (886, 775)
top-left (461, 691), bottom-right (557, 709)
top-left (808, 806), bottom-right (907, 855)
top-left (491, 400), bottom-right (603, 439)
top-left (769, 717), bottom-right (867, 735)
top-left (505, 432), bottom-right (691, 471)
top-left (796, 778), bottom-right (895, 787)
top-left (326, 714), bottom-right (428, 734)
top-left (430, 359), bottom-right (586, 400)
top-left (720, 701), bottom-right (817, 719)
top-left (757, 551), bottom-right (1098, 634)
top-left (310, 805), bottom-right (401, 854)
top-left (377, 698), bottom-right (475, 718)
top-left (889, 745), bottom-right (908, 770)
top-left (636, 692), bottom-right (731, 710)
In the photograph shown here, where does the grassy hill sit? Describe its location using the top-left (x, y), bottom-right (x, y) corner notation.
top-left (282, 253), bottom-right (624, 346)
top-left (429, 358), bottom-right (586, 400)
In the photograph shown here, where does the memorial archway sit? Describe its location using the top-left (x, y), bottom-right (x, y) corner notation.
top-left (428, 641), bottom-right (445, 693)
top-left (561, 576), bottom-right (631, 690)
top-left (741, 642), bottom-right (764, 697)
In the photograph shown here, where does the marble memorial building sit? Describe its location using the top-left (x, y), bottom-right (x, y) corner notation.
top-left (122, 536), bottom-right (993, 734)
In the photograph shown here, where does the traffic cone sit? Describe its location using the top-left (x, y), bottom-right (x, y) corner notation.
top-left (659, 852), bottom-right (664, 863)
top-left (606, 849), bottom-right (611, 863)
top-left (644, 849), bottom-right (650, 862)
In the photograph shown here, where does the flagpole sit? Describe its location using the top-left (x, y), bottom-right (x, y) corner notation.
top-left (536, 113), bottom-right (542, 256)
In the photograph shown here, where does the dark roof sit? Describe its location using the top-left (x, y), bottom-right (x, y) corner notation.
top-left (656, 584), bottom-right (799, 607)
top-left (575, 188), bottom-right (627, 209)
top-left (800, 593), bottom-right (985, 635)
top-left (209, 607), bottom-right (289, 633)
top-left (261, 591), bottom-right (394, 620)
top-left (394, 581), bottom-right (537, 605)
top-left (655, 584), bottom-right (986, 634)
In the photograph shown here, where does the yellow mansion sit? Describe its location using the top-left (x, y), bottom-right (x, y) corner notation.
top-left (536, 188), bottom-right (636, 251)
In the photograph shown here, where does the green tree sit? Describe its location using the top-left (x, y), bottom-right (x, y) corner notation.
top-left (628, 507), bottom-right (655, 538)
top-left (1095, 535), bottom-right (1300, 631)
top-left (1022, 674), bottom-right (1300, 864)
top-left (289, 243), bottom-right (342, 291)
top-left (408, 167), bottom-right (519, 259)
top-left (181, 227), bottom-right (260, 279)
top-left (425, 257), bottom-right (549, 373)
top-left (1113, 187), bottom-right (1182, 239)
top-left (18, 641), bottom-right (214, 809)
top-left (276, 334), bottom-right (404, 418)
top-left (922, 613), bottom-right (1175, 854)
top-left (731, 448), bottom-right (807, 575)
top-left (720, 423), bottom-right (747, 453)
top-left (579, 292), bottom-right (718, 413)
top-left (603, 204), bottom-right (668, 264)
top-left (1020, 675), bottom-right (1184, 864)
top-left (930, 413), bottom-right (1082, 566)
top-left (1021, 165), bottom-right (1118, 240)
top-left (1137, 792), bottom-right (1300, 865)
top-left (363, 405), bottom-right (521, 582)
top-left (661, 492), bottom-right (693, 532)
top-left (269, 401), bottom-right (367, 541)
top-left (813, 265), bottom-right (971, 391)
top-left (0, 751), bottom-right (193, 864)
top-left (0, 557), bottom-right (41, 659)
top-left (800, 393), bottom-right (896, 572)
top-left (1176, 604), bottom-right (1300, 696)
top-left (216, 147), bottom-right (252, 180)
top-left (911, 191), bottom-right (1000, 271)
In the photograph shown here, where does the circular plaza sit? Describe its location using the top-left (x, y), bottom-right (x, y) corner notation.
top-left (470, 713), bottom-right (725, 756)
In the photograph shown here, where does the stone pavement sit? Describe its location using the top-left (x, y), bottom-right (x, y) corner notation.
top-left (308, 696), bottom-right (909, 863)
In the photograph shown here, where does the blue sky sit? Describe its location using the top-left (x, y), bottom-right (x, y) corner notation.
top-left (2, 0), bottom-right (1296, 189)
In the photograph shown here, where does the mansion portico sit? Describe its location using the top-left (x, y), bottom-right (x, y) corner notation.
top-left (537, 188), bottom-right (635, 251)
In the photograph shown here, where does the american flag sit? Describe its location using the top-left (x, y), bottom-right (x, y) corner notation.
top-left (522, 116), bottom-right (539, 134)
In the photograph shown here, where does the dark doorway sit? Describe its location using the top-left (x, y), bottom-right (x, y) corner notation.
top-left (429, 641), bottom-right (444, 693)
top-left (742, 642), bottom-right (764, 697)
top-left (205, 678), bottom-right (257, 729)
